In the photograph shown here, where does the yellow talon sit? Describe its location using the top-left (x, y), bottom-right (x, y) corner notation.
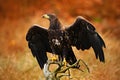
top-left (63, 58), bottom-right (67, 67)
top-left (49, 54), bottom-right (57, 62)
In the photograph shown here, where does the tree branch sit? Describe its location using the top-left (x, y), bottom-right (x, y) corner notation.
top-left (43, 59), bottom-right (89, 80)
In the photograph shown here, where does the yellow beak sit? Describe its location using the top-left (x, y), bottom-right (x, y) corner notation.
top-left (42, 14), bottom-right (50, 19)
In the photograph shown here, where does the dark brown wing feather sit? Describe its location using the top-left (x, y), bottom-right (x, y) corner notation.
top-left (26, 25), bottom-right (52, 69)
top-left (65, 17), bottom-right (106, 62)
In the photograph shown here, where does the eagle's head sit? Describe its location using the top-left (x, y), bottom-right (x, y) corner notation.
top-left (42, 14), bottom-right (57, 21)
top-left (42, 13), bottom-right (61, 29)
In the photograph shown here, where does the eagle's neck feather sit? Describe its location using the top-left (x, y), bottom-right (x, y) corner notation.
top-left (49, 18), bottom-right (61, 30)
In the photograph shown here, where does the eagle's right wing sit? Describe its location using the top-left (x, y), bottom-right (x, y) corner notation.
top-left (65, 17), bottom-right (106, 62)
top-left (26, 25), bottom-right (52, 69)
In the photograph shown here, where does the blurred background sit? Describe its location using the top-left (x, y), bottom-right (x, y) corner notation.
top-left (0, 0), bottom-right (120, 80)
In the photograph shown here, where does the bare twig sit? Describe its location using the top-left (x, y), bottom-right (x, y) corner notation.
top-left (43, 59), bottom-right (89, 80)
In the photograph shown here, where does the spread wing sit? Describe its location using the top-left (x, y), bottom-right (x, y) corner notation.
top-left (65, 17), bottom-right (106, 62)
top-left (26, 25), bottom-right (52, 69)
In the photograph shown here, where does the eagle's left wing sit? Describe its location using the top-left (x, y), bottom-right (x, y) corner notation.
top-left (65, 17), bottom-right (106, 62)
top-left (26, 25), bottom-right (52, 69)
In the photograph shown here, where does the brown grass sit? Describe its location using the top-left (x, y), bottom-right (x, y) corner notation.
top-left (0, 14), bottom-right (120, 80)
top-left (0, 34), bottom-right (120, 80)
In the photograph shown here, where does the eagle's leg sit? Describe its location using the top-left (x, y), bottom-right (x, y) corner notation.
top-left (62, 47), bottom-right (68, 67)
top-left (49, 45), bottom-right (58, 61)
